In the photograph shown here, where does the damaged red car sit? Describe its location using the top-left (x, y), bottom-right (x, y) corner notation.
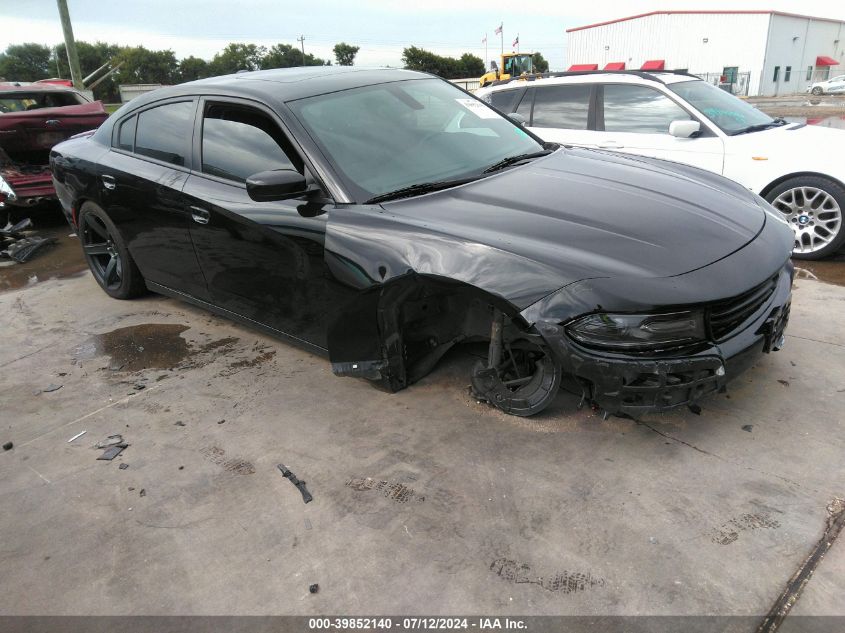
top-left (0, 83), bottom-right (108, 209)
top-left (50, 67), bottom-right (794, 417)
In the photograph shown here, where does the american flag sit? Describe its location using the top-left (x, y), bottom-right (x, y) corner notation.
top-left (482, 35), bottom-right (487, 44)
top-left (494, 23), bottom-right (502, 35)
top-left (512, 35), bottom-right (519, 47)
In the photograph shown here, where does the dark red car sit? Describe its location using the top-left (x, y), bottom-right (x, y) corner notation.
top-left (0, 83), bottom-right (108, 209)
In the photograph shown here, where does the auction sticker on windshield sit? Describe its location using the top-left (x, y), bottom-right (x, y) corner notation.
top-left (455, 98), bottom-right (498, 118)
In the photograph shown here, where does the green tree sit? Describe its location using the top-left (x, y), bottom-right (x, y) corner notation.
top-left (0, 43), bottom-right (52, 81)
top-left (55, 41), bottom-right (124, 101)
top-left (261, 43), bottom-right (327, 69)
top-left (178, 56), bottom-right (210, 82)
top-left (209, 43), bottom-right (266, 75)
top-left (532, 52), bottom-right (549, 73)
top-left (113, 47), bottom-right (178, 85)
top-left (402, 47), bottom-right (483, 80)
top-left (333, 42), bottom-right (359, 66)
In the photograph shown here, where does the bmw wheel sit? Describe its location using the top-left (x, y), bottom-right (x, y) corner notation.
top-left (78, 201), bottom-right (146, 299)
top-left (766, 176), bottom-right (845, 260)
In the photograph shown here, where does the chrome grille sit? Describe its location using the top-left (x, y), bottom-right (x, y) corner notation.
top-left (708, 274), bottom-right (778, 340)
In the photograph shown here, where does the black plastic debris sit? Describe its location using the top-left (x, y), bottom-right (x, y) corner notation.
top-left (139, 488), bottom-right (146, 497)
top-left (96, 434), bottom-right (125, 449)
top-left (2, 441), bottom-right (12, 451)
top-left (688, 404), bottom-right (702, 415)
top-left (309, 584), bottom-right (319, 594)
top-left (278, 463), bottom-right (313, 504)
top-left (2, 236), bottom-right (57, 263)
top-left (42, 383), bottom-right (62, 393)
top-left (98, 444), bottom-right (127, 460)
top-left (742, 424), bottom-right (754, 432)
top-left (119, 463), bottom-right (129, 470)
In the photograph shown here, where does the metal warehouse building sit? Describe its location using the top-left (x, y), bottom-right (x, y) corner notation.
top-left (566, 10), bottom-right (845, 96)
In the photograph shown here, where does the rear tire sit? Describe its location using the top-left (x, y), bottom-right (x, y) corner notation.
top-left (78, 202), bottom-right (146, 299)
top-left (811, 86), bottom-right (824, 96)
top-left (765, 176), bottom-right (845, 260)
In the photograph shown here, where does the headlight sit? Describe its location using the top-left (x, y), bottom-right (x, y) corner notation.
top-left (566, 311), bottom-right (706, 352)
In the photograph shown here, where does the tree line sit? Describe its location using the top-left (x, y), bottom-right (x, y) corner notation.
top-left (0, 41), bottom-right (361, 102)
top-left (1, 40), bottom-right (550, 102)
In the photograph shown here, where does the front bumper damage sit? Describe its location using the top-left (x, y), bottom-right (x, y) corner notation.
top-left (531, 266), bottom-right (793, 417)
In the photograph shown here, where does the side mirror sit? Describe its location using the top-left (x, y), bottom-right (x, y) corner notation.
top-left (507, 112), bottom-right (527, 126)
top-left (246, 169), bottom-right (309, 201)
top-left (669, 120), bottom-right (701, 138)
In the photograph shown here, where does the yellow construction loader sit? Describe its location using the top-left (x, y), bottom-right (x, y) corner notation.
top-left (479, 52), bottom-right (535, 87)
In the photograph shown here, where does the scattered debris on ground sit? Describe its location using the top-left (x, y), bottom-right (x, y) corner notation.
top-left (67, 430), bottom-right (86, 443)
top-left (278, 463), bottom-right (313, 504)
top-left (2, 441), bottom-right (12, 451)
top-left (309, 583), bottom-right (319, 594)
top-left (139, 488), bottom-right (146, 497)
top-left (40, 383), bottom-right (62, 393)
top-left (1, 218), bottom-right (57, 263)
top-left (95, 434), bottom-right (128, 460)
top-left (118, 463), bottom-right (129, 470)
top-left (742, 425), bottom-right (754, 432)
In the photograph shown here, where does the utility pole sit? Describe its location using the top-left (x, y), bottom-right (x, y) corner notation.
top-left (297, 35), bottom-right (306, 66)
top-left (56, 0), bottom-right (84, 89)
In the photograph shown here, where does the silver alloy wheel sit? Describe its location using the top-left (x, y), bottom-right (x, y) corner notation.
top-left (771, 186), bottom-right (843, 255)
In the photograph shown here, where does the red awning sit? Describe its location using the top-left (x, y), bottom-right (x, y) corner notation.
top-left (640, 59), bottom-right (665, 70)
top-left (604, 62), bottom-right (626, 70)
top-left (816, 55), bottom-right (839, 66)
top-left (568, 63), bottom-right (599, 71)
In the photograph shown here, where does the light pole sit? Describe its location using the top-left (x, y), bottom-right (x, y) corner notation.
top-left (56, 0), bottom-right (83, 89)
top-left (297, 35), bottom-right (306, 66)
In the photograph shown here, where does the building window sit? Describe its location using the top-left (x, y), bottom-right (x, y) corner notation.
top-left (784, 66), bottom-right (791, 82)
top-left (773, 66), bottom-right (780, 82)
top-left (807, 66), bottom-right (813, 80)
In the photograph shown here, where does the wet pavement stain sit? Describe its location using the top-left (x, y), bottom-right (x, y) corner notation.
top-left (76, 323), bottom-right (191, 372)
top-left (793, 257), bottom-right (845, 287)
top-left (0, 223), bottom-right (88, 293)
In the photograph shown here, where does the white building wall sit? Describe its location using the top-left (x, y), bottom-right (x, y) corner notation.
top-left (566, 12), bottom-right (845, 95)
top-left (567, 13), bottom-right (771, 94)
top-left (760, 14), bottom-right (845, 96)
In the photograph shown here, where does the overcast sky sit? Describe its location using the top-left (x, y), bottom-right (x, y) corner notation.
top-left (2, 0), bottom-right (844, 70)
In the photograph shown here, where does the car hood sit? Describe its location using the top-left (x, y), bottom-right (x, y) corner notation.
top-left (385, 147), bottom-right (765, 286)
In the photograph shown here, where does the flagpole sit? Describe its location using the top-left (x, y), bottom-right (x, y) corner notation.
top-left (485, 34), bottom-right (488, 69)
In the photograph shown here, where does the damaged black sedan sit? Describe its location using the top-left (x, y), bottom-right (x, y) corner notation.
top-left (50, 67), bottom-right (794, 417)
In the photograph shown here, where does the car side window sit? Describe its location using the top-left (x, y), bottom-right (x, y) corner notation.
top-left (116, 115), bottom-right (136, 152)
top-left (531, 84), bottom-right (591, 129)
top-left (602, 84), bottom-right (691, 134)
top-left (515, 88), bottom-right (534, 122)
top-left (201, 103), bottom-right (299, 183)
top-left (135, 101), bottom-right (194, 166)
top-left (486, 89), bottom-right (523, 114)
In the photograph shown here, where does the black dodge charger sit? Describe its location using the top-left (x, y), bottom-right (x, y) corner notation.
top-left (50, 67), bottom-right (793, 417)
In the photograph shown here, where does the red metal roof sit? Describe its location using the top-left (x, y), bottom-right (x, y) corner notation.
top-left (816, 56), bottom-right (840, 66)
top-left (640, 59), bottom-right (666, 71)
top-left (604, 62), bottom-right (626, 70)
top-left (568, 63), bottom-right (599, 71)
top-left (567, 10), bottom-right (845, 33)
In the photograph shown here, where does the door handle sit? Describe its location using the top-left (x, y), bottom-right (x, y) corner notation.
top-left (189, 206), bottom-right (210, 225)
top-left (597, 141), bottom-right (624, 149)
top-left (101, 174), bottom-right (116, 190)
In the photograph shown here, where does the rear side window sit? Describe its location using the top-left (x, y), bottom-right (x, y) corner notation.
top-left (531, 84), bottom-right (591, 129)
top-left (201, 104), bottom-right (299, 183)
top-left (135, 101), bottom-right (194, 166)
top-left (485, 89), bottom-right (523, 114)
top-left (602, 85), bottom-right (691, 134)
top-left (116, 115), bottom-right (136, 152)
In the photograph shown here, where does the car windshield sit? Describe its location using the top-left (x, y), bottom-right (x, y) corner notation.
top-left (668, 80), bottom-right (775, 134)
top-left (287, 78), bottom-right (543, 201)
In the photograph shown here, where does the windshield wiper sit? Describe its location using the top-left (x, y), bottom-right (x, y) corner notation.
top-left (483, 149), bottom-right (554, 173)
top-left (365, 177), bottom-right (479, 204)
top-left (730, 117), bottom-right (788, 136)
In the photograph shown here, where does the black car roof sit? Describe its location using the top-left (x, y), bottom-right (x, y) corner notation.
top-left (125, 66), bottom-right (431, 109)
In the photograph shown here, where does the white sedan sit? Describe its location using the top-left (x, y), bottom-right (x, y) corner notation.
top-left (478, 71), bottom-right (845, 259)
top-left (807, 74), bottom-right (845, 95)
